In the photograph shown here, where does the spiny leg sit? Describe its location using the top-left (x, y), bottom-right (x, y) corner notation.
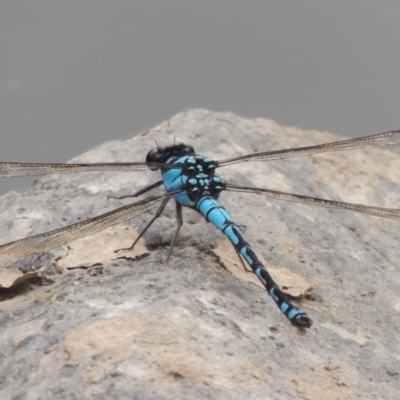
top-left (115, 195), bottom-right (170, 253)
top-left (166, 202), bottom-right (183, 262)
top-left (109, 180), bottom-right (163, 200)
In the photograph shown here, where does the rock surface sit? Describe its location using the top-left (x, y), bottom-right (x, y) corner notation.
top-left (0, 109), bottom-right (399, 399)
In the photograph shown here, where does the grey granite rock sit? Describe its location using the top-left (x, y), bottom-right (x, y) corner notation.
top-left (0, 109), bottom-right (399, 399)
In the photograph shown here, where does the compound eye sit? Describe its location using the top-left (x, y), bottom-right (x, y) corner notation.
top-left (146, 149), bottom-right (159, 163)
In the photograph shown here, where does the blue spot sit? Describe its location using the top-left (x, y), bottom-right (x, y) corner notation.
top-left (224, 226), bottom-right (240, 245)
top-left (288, 309), bottom-right (300, 319)
top-left (269, 288), bottom-right (279, 302)
top-left (241, 248), bottom-right (253, 265)
top-left (256, 268), bottom-right (267, 285)
top-left (280, 303), bottom-right (289, 313)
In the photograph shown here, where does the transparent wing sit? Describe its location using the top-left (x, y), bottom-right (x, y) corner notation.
top-left (0, 191), bottom-right (175, 257)
top-left (0, 161), bottom-right (184, 177)
top-left (217, 130), bottom-right (400, 167)
top-left (224, 184), bottom-right (400, 221)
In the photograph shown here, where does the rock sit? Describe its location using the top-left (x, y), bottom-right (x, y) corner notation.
top-left (0, 109), bottom-right (399, 399)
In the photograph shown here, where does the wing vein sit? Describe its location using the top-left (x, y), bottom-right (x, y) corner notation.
top-left (0, 192), bottom-right (175, 257)
top-left (217, 130), bottom-right (400, 167)
top-left (225, 184), bottom-right (400, 220)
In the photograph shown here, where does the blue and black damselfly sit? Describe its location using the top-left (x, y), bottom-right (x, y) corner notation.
top-left (0, 130), bottom-right (399, 329)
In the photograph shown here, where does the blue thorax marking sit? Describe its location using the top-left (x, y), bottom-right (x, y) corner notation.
top-left (162, 155), bottom-right (224, 207)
